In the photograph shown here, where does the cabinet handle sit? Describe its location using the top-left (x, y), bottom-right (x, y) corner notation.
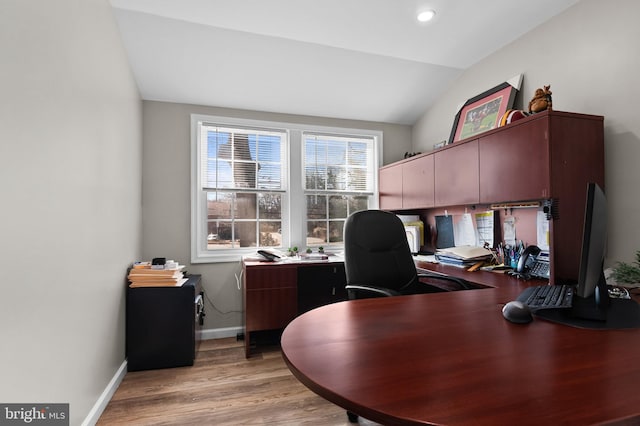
top-left (195, 294), bottom-right (204, 324)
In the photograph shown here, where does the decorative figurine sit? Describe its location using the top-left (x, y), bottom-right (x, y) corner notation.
top-left (528, 85), bottom-right (553, 113)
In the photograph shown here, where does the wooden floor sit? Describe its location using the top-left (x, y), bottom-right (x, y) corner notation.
top-left (98, 337), bottom-right (380, 425)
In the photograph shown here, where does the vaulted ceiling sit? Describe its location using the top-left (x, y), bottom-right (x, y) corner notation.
top-left (110, 0), bottom-right (579, 125)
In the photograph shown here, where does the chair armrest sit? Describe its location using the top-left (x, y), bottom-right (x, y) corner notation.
top-left (417, 272), bottom-right (474, 290)
top-left (345, 284), bottom-right (400, 298)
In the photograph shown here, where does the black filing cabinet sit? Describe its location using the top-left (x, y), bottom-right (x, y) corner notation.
top-left (126, 274), bottom-right (204, 371)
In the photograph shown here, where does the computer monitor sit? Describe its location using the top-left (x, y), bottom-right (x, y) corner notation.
top-left (572, 182), bottom-right (609, 319)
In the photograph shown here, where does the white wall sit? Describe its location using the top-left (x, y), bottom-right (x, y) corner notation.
top-left (0, 0), bottom-right (142, 424)
top-left (412, 0), bottom-right (640, 266)
top-left (142, 100), bottom-right (411, 330)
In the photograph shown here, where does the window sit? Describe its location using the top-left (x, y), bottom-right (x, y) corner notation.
top-left (192, 114), bottom-right (381, 263)
top-left (303, 133), bottom-right (375, 247)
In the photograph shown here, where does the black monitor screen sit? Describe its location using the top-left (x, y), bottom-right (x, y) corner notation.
top-left (576, 183), bottom-right (607, 299)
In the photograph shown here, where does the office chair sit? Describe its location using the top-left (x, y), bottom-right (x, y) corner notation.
top-left (343, 209), bottom-right (472, 300)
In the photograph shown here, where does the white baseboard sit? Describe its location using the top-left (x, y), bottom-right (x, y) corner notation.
top-left (81, 326), bottom-right (241, 425)
top-left (201, 326), bottom-right (244, 340)
top-left (81, 359), bottom-right (127, 426)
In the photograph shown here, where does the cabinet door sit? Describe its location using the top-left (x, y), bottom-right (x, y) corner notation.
top-left (479, 118), bottom-right (550, 203)
top-left (402, 154), bottom-right (435, 209)
top-left (434, 140), bottom-right (479, 206)
top-left (379, 164), bottom-right (403, 210)
top-left (244, 266), bottom-right (297, 331)
top-left (245, 288), bottom-right (297, 330)
top-left (297, 264), bottom-right (347, 314)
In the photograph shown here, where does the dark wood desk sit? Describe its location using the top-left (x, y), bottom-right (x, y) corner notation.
top-left (281, 267), bottom-right (640, 425)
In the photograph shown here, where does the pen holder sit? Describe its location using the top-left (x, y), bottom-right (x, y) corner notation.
top-left (510, 254), bottom-right (519, 269)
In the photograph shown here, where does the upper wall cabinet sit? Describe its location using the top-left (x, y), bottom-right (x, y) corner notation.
top-left (479, 117), bottom-right (550, 203)
top-left (379, 163), bottom-right (403, 210)
top-left (478, 111), bottom-right (604, 206)
top-left (434, 140), bottom-right (479, 206)
top-left (378, 110), bottom-right (604, 283)
top-left (379, 153), bottom-right (434, 210)
top-left (380, 110), bottom-right (604, 212)
top-left (402, 154), bottom-right (435, 209)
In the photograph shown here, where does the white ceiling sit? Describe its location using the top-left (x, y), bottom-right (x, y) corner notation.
top-left (110, 0), bottom-right (579, 125)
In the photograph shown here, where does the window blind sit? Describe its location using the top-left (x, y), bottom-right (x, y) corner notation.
top-left (303, 133), bottom-right (375, 194)
top-left (200, 124), bottom-right (287, 191)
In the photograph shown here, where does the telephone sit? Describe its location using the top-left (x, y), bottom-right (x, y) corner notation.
top-left (515, 245), bottom-right (550, 279)
top-left (257, 250), bottom-right (280, 262)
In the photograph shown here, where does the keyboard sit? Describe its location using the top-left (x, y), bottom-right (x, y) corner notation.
top-left (517, 285), bottom-right (574, 310)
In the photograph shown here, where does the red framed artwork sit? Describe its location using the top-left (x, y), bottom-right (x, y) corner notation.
top-left (448, 82), bottom-right (518, 144)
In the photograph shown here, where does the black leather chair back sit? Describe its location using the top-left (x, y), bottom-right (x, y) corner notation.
top-left (343, 210), bottom-right (418, 294)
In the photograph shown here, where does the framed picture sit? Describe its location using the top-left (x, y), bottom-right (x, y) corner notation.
top-left (448, 82), bottom-right (518, 144)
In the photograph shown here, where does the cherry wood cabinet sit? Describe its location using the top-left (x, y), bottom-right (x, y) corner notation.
top-left (243, 264), bottom-right (297, 357)
top-left (242, 260), bottom-right (347, 357)
top-left (378, 110), bottom-right (604, 283)
top-left (402, 154), bottom-right (435, 209)
top-left (378, 164), bottom-right (403, 210)
top-left (434, 139), bottom-right (479, 206)
top-left (379, 153), bottom-right (435, 210)
top-left (478, 111), bottom-right (604, 206)
top-left (479, 114), bottom-right (550, 202)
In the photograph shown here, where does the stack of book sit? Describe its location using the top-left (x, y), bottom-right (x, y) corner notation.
top-left (128, 262), bottom-right (187, 288)
top-left (435, 246), bottom-right (493, 269)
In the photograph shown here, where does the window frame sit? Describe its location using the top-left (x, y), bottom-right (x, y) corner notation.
top-left (191, 114), bottom-right (382, 263)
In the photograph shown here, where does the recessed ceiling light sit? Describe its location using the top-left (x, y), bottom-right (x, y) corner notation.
top-left (417, 9), bottom-right (435, 22)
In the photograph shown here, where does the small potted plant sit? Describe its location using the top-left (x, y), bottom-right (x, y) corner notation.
top-left (306, 248), bottom-right (312, 254)
top-left (318, 246), bottom-right (324, 254)
top-left (612, 250), bottom-right (640, 285)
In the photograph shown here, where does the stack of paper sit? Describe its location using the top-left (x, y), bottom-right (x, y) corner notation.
top-left (128, 262), bottom-right (187, 288)
top-left (435, 246), bottom-right (493, 268)
top-left (299, 253), bottom-right (329, 261)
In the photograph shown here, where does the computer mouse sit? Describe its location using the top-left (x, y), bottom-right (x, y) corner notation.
top-left (502, 300), bottom-right (533, 324)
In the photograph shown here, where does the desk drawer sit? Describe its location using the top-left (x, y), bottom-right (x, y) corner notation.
top-left (244, 266), bottom-right (297, 290)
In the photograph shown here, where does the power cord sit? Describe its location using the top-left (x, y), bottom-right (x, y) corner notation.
top-left (203, 291), bottom-right (242, 315)
top-left (235, 263), bottom-right (243, 290)
top-left (202, 260), bottom-right (245, 315)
